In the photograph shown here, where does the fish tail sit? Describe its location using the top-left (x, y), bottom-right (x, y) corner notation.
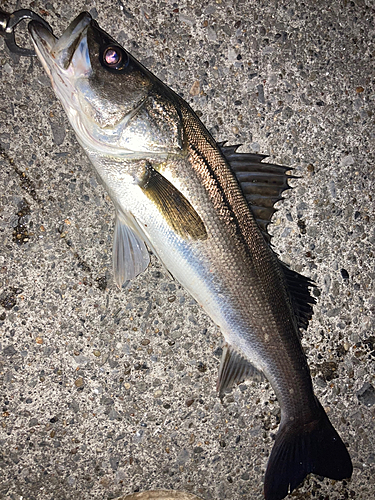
top-left (264, 400), bottom-right (353, 500)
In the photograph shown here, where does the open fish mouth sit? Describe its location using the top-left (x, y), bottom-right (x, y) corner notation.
top-left (28, 12), bottom-right (92, 75)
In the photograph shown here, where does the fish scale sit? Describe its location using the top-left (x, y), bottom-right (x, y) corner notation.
top-left (28, 11), bottom-right (353, 500)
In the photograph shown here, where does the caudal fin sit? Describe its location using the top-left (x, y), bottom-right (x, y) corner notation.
top-left (264, 402), bottom-right (353, 500)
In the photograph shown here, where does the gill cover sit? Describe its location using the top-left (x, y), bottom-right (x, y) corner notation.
top-left (29, 12), bottom-right (184, 155)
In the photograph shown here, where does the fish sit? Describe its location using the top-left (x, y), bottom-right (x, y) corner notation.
top-left (28, 12), bottom-right (353, 500)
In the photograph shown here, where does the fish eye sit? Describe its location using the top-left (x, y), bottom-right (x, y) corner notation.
top-left (102, 46), bottom-right (128, 70)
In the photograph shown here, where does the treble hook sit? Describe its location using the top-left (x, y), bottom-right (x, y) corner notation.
top-left (0, 8), bottom-right (52, 56)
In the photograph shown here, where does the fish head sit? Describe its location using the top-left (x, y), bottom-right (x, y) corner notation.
top-left (28, 12), bottom-right (182, 156)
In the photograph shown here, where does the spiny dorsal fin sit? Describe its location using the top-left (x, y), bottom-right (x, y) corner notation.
top-left (219, 141), bottom-right (316, 331)
top-left (217, 343), bottom-right (265, 396)
top-left (219, 142), bottom-right (296, 244)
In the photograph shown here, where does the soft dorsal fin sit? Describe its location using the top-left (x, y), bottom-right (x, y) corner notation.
top-left (219, 141), bottom-right (316, 332)
top-left (279, 261), bottom-right (317, 333)
top-left (217, 343), bottom-right (265, 396)
top-left (219, 142), bottom-right (295, 244)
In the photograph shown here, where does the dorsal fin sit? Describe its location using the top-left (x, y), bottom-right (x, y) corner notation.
top-left (218, 142), bottom-right (316, 333)
top-left (280, 261), bottom-right (317, 333)
top-left (219, 142), bottom-right (296, 244)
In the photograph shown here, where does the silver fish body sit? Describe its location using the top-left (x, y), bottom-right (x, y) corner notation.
top-left (29, 13), bottom-right (352, 500)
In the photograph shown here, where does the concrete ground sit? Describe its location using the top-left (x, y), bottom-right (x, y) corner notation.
top-left (0, 0), bottom-right (374, 499)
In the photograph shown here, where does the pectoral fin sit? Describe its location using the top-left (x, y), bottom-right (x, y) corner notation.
top-left (113, 211), bottom-right (150, 287)
top-left (140, 162), bottom-right (207, 241)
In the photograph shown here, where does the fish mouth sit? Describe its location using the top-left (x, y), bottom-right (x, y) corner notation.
top-left (28, 12), bottom-right (154, 157)
top-left (28, 12), bottom-right (92, 71)
top-left (28, 12), bottom-right (96, 151)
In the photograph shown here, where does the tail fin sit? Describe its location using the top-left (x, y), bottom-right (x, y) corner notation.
top-left (264, 401), bottom-right (353, 500)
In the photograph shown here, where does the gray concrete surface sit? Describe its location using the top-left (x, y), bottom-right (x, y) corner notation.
top-left (0, 0), bottom-right (374, 499)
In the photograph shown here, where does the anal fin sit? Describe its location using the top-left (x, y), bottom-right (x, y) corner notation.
top-left (113, 211), bottom-right (150, 287)
top-left (217, 343), bottom-right (265, 396)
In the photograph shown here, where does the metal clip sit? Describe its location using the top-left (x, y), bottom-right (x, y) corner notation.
top-left (0, 8), bottom-right (52, 56)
